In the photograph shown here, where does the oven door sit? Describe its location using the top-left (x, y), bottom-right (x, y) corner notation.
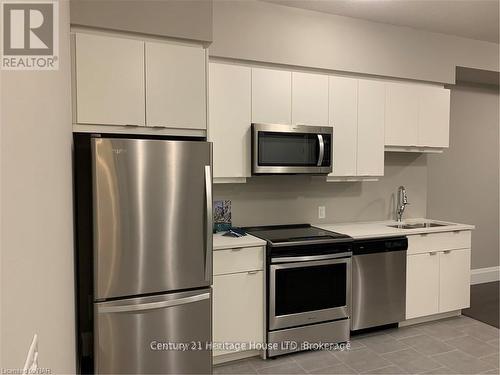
top-left (252, 123), bottom-right (332, 175)
top-left (269, 256), bottom-right (351, 331)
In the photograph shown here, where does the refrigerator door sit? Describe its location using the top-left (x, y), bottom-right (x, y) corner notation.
top-left (95, 289), bottom-right (212, 374)
top-left (92, 138), bottom-right (212, 300)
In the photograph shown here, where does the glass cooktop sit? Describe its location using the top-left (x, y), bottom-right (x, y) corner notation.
top-left (244, 224), bottom-right (352, 244)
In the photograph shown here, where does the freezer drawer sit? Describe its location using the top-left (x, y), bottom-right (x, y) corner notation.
top-left (92, 138), bottom-right (212, 299)
top-left (95, 289), bottom-right (212, 374)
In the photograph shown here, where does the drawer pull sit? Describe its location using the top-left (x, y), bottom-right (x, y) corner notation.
top-left (429, 252), bottom-right (437, 256)
top-left (231, 248), bottom-right (243, 252)
top-left (443, 250), bottom-right (452, 254)
top-left (247, 270), bottom-right (259, 275)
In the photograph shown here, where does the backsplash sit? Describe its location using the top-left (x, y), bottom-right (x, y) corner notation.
top-left (214, 153), bottom-right (427, 227)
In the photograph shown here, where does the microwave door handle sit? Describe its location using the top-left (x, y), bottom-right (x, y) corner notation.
top-left (317, 134), bottom-right (324, 166)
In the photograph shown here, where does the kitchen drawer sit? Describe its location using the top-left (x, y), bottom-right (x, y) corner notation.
top-left (407, 230), bottom-right (471, 255)
top-left (213, 246), bottom-right (264, 275)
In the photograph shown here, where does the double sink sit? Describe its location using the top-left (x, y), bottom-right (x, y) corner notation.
top-left (387, 221), bottom-right (448, 230)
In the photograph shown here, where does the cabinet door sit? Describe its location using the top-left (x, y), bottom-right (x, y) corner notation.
top-left (328, 76), bottom-right (357, 177)
top-left (213, 271), bottom-right (264, 356)
top-left (385, 83), bottom-right (419, 146)
top-left (75, 33), bottom-right (145, 126)
top-left (439, 249), bottom-right (471, 312)
top-left (209, 63), bottom-right (251, 179)
top-left (418, 87), bottom-right (450, 148)
top-left (357, 79), bottom-right (385, 176)
top-left (406, 253), bottom-right (439, 319)
top-left (146, 42), bottom-right (206, 129)
top-left (252, 68), bottom-right (291, 124)
top-left (292, 72), bottom-right (329, 126)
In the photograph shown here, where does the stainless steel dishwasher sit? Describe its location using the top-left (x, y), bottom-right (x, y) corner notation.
top-left (351, 237), bottom-right (408, 331)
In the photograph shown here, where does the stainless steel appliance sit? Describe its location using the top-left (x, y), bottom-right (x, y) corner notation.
top-left (74, 135), bottom-right (213, 374)
top-left (245, 225), bottom-right (353, 357)
top-left (351, 237), bottom-right (408, 331)
top-left (252, 123), bottom-right (333, 175)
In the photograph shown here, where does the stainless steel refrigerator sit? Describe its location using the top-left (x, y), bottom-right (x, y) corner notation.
top-left (75, 135), bottom-right (213, 374)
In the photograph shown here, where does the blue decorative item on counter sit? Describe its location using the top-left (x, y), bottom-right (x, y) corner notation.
top-left (213, 200), bottom-right (231, 233)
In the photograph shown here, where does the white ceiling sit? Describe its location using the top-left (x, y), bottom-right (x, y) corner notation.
top-left (263, 0), bottom-right (500, 43)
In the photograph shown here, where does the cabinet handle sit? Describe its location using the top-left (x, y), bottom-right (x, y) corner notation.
top-left (443, 250), bottom-right (452, 254)
top-left (247, 270), bottom-right (259, 275)
top-left (429, 252), bottom-right (437, 256)
top-left (231, 248), bottom-right (242, 252)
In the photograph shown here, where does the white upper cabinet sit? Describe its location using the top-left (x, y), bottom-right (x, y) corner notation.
top-left (418, 86), bottom-right (450, 148)
top-left (209, 62), bottom-right (251, 181)
top-left (292, 72), bottom-right (329, 126)
top-left (385, 82), bottom-right (419, 146)
top-left (146, 41), bottom-right (206, 129)
top-left (75, 33), bottom-right (145, 126)
top-left (327, 76), bottom-right (384, 179)
top-left (329, 76), bottom-right (358, 177)
top-left (385, 82), bottom-right (450, 150)
top-left (251, 68), bottom-right (291, 124)
top-left (357, 79), bottom-right (385, 176)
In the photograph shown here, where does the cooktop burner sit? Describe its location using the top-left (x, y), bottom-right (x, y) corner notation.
top-left (244, 224), bottom-right (352, 245)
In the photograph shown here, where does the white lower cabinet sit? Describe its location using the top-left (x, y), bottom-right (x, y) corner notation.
top-left (406, 252), bottom-right (440, 319)
top-left (213, 271), bottom-right (264, 357)
top-left (212, 246), bottom-right (264, 359)
top-left (406, 232), bottom-right (471, 320)
top-left (439, 248), bottom-right (471, 312)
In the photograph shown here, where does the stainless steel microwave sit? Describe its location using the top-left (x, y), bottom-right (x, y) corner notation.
top-left (252, 123), bottom-right (333, 175)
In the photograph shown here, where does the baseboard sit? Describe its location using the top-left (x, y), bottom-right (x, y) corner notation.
top-left (471, 266), bottom-right (500, 285)
top-left (213, 350), bottom-right (261, 365)
top-left (399, 310), bottom-right (461, 327)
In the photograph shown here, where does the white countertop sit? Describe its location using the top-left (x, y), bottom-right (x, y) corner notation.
top-left (315, 218), bottom-right (475, 239)
top-left (213, 232), bottom-right (267, 250)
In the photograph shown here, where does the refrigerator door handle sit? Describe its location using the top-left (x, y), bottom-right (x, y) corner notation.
top-left (205, 165), bottom-right (213, 282)
top-left (97, 292), bottom-right (210, 314)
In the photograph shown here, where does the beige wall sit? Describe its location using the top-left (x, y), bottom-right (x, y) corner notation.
top-left (70, 0), bottom-right (213, 43)
top-left (210, 0), bottom-right (499, 84)
top-left (0, 1), bottom-right (75, 371)
top-left (427, 84), bottom-right (500, 270)
top-left (214, 153), bottom-right (427, 226)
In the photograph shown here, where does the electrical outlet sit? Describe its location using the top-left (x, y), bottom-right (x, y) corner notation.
top-left (318, 206), bottom-right (326, 219)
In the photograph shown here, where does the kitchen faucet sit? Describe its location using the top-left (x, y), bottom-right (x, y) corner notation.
top-left (396, 186), bottom-right (409, 222)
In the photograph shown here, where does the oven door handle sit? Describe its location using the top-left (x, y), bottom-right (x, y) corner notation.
top-left (271, 252), bottom-right (352, 264)
top-left (317, 134), bottom-right (324, 167)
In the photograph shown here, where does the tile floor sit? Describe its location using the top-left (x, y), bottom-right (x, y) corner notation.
top-left (214, 316), bottom-right (500, 375)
